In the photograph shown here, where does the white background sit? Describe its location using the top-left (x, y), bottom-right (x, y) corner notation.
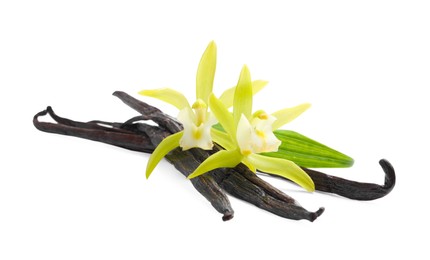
top-left (1, 0), bottom-right (429, 259)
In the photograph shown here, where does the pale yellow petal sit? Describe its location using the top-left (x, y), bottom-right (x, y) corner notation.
top-left (219, 80), bottom-right (268, 108)
top-left (146, 132), bottom-right (183, 179)
top-left (139, 88), bottom-right (191, 110)
top-left (211, 128), bottom-right (235, 150)
top-left (248, 154), bottom-right (315, 192)
top-left (271, 103), bottom-right (311, 130)
top-left (196, 41), bottom-right (217, 103)
top-left (233, 65), bottom-right (253, 124)
top-left (187, 149), bottom-right (242, 179)
top-left (178, 107), bottom-right (215, 150)
top-left (236, 114), bottom-right (254, 155)
top-left (208, 94), bottom-right (236, 140)
top-left (242, 157), bottom-right (257, 173)
top-left (251, 114), bottom-right (281, 153)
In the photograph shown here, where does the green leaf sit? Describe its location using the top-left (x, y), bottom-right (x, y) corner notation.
top-left (209, 94), bottom-right (236, 140)
top-left (263, 130), bottom-right (354, 168)
top-left (271, 103), bottom-right (311, 130)
top-left (233, 65), bottom-right (253, 124)
top-left (219, 80), bottom-right (268, 108)
top-left (139, 88), bottom-right (191, 110)
top-left (196, 41), bottom-right (217, 103)
top-left (212, 123), bottom-right (225, 132)
top-left (247, 154), bottom-right (315, 192)
top-left (146, 132), bottom-right (183, 179)
top-left (188, 149), bottom-right (242, 179)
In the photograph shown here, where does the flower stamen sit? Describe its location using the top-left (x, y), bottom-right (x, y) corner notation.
top-left (256, 129), bottom-right (266, 138)
top-left (242, 149), bottom-right (253, 156)
top-left (253, 110), bottom-right (269, 120)
top-left (192, 99), bottom-right (207, 126)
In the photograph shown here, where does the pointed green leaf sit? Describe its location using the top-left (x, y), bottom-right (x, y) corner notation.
top-left (233, 65), bottom-right (253, 124)
top-left (248, 153), bottom-right (315, 192)
top-left (219, 80), bottom-right (268, 108)
top-left (139, 88), bottom-right (191, 110)
top-left (209, 94), bottom-right (236, 140)
top-left (188, 149), bottom-right (242, 179)
top-left (196, 41), bottom-right (217, 103)
top-left (146, 132), bottom-right (183, 179)
top-left (271, 103), bottom-right (311, 130)
top-left (262, 130), bottom-right (354, 168)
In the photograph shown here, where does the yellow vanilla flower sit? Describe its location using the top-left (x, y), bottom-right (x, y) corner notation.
top-left (140, 41), bottom-right (268, 178)
top-left (139, 41), bottom-right (217, 178)
top-left (237, 111), bottom-right (281, 154)
top-left (187, 65), bottom-right (315, 192)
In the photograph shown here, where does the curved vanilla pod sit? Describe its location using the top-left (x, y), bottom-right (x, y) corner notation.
top-left (33, 107), bottom-right (155, 153)
top-left (113, 91), bottom-right (182, 133)
top-left (301, 159), bottom-right (395, 200)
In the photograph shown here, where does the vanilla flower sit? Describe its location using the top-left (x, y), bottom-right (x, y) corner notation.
top-left (188, 65), bottom-right (315, 192)
top-left (139, 41), bottom-right (218, 178)
top-left (237, 111), bottom-right (281, 155)
top-left (140, 42), bottom-right (267, 178)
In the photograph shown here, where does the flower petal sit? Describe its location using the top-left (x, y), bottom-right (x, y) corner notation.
top-left (196, 41), bottom-right (217, 104)
top-left (219, 80), bottom-right (268, 108)
top-left (211, 128), bottom-right (235, 150)
top-left (180, 123), bottom-right (214, 151)
top-left (208, 93), bottom-right (236, 140)
top-left (146, 131), bottom-right (183, 179)
top-left (247, 153), bottom-right (315, 192)
top-left (177, 106), bottom-right (196, 126)
top-left (251, 114), bottom-right (281, 153)
top-left (233, 65), bottom-right (253, 124)
top-left (187, 149), bottom-right (243, 179)
top-left (177, 107), bottom-right (215, 150)
top-left (236, 114), bottom-right (254, 155)
top-left (242, 157), bottom-right (257, 173)
top-left (139, 88), bottom-right (191, 110)
top-left (271, 103), bottom-right (311, 130)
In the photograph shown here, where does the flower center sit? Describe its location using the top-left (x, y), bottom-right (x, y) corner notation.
top-left (192, 127), bottom-right (202, 139)
top-left (192, 99), bottom-right (207, 126)
top-left (256, 129), bottom-right (266, 138)
top-left (253, 110), bottom-right (269, 120)
top-left (237, 112), bottom-right (281, 156)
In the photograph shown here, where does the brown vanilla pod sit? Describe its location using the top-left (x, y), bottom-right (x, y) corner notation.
top-left (301, 160), bottom-right (395, 201)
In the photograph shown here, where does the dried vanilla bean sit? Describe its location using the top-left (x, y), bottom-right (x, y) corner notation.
top-left (216, 167), bottom-right (324, 221)
top-left (300, 160), bottom-right (395, 200)
top-left (113, 91), bottom-right (182, 133)
top-left (33, 107), bottom-right (155, 153)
